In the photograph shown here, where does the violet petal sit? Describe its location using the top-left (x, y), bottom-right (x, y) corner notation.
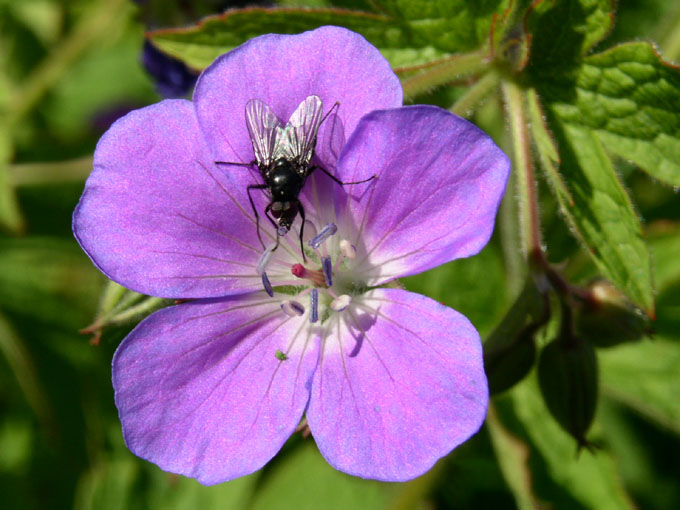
top-left (113, 294), bottom-right (318, 485)
top-left (73, 100), bottom-right (266, 298)
top-left (335, 106), bottom-right (510, 284)
top-left (193, 26), bottom-right (402, 173)
top-left (307, 288), bottom-right (488, 481)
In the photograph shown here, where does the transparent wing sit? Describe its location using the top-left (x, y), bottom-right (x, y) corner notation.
top-left (245, 99), bottom-right (282, 166)
top-left (274, 95), bottom-right (324, 167)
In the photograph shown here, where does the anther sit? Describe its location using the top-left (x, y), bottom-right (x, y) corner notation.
top-left (310, 289), bottom-right (319, 323)
top-left (281, 300), bottom-right (305, 317)
top-left (261, 271), bottom-right (274, 297)
top-left (330, 294), bottom-right (352, 312)
top-left (339, 239), bottom-right (356, 259)
top-left (309, 223), bottom-right (337, 249)
top-left (321, 257), bottom-right (333, 286)
top-left (256, 245), bottom-right (275, 275)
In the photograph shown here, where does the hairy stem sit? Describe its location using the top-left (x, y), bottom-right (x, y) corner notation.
top-left (450, 70), bottom-right (500, 118)
top-left (502, 80), bottom-right (542, 262)
top-left (400, 52), bottom-right (488, 99)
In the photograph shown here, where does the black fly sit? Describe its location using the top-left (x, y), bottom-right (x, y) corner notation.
top-left (216, 95), bottom-right (373, 260)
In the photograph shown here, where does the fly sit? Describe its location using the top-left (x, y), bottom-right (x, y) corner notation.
top-left (215, 95), bottom-right (374, 261)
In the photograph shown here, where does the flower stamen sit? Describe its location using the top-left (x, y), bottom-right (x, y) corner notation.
top-left (309, 223), bottom-right (338, 249)
top-left (310, 289), bottom-right (319, 323)
top-left (261, 272), bottom-right (274, 297)
top-left (321, 257), bottom-right (333, 286)
top-left (330, 294), bottom-right (352, 312)
top-left (256, 244), bottom-right (276, 275)
top-left (281, 300), bottom-right (305, 317)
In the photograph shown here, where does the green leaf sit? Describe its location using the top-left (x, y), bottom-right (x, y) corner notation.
top-left (599, 339), bottom-right (680, 435)
top-left (526, 0), bottom-right (614, 73)
top-left (0, 67), bottom-right (24, 233)
top-left (149, 8), bottom-right (442, 72)
top-left (649, 227), bottom-right (680, 292)
top-left (551, 42), bottom-right (680, 186)
top-left (376, 0), bottom-right (509, 53)
top-left (486, 405), bottom-right (540, 510)
top-left (508, 373), bottom-right (635, 510)
top-left (0, 312), bottom-right (52, 433)
top-left (250, 441), bottom-right (389, 510)
top-left (0, 237), bottom-right (103, 327)
top-left (546, 122), bottom-right (654, 314)
top-left (526, 88), bottom-right (574, 207)
top-left (147, 471), bottom-right (257, 510)
top-left (0, 131), bottom-right (24, 233)
top-left (149, 2), bottom-right (508, 73)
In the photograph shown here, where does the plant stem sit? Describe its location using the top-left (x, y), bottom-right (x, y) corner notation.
top-left (450, 70), bottom-right (500, 118)
top-left (400, 52), bottom-right (488, 99)
top-left (502, 80), bottom-right (542, 263)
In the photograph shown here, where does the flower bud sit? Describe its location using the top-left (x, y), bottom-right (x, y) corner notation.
top-left (484, 276), bottom-right (548, 394)
top-left (538, 336), bottom-right (598, 447)
top-left (576, 279), bottom-right (651, 348)
top-left (485, 326), bottom-right (536, 395)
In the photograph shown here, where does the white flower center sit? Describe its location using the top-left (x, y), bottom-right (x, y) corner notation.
top-left (258, 222), bottom-right (365, 323)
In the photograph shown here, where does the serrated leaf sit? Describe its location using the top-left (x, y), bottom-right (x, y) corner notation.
top-left (548, 122), bottom-right (654, 314)
top-left (376, 0), bottom-right (509, 53)
top-left (526, 0), bottom-right (614, 73)
top-left (551, 42), bottom-right (680, 186)
top-left (150, 7), bottom-right (449, 72)
top-left (508, 374), bottom-right (635, 510)
top-left (149, 3), bottom-right (508, 73)
top-left (599, 339), bottom-right (680, 435)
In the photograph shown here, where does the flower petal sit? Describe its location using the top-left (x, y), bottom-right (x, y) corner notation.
top-left (73, 99), bottom-right (266, 298)
top-left (193, 26), bottom-right (402, 168)
top-left (113, 294), bottom-right (319, 485)
top-left (335, 106), bottom-right (510, 284)
top-left (306, 288), bottom-right (488, 481)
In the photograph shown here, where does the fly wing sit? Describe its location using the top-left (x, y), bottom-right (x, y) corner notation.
top-left (245, 98), bottom-right (282, 166)
top-left (276, 95), bottom-right (324, 168)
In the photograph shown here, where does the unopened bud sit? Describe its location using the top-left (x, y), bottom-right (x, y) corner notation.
top-left (538, 336), bottom-right (598, 447)
top-left (484, 327), bottom-right (536, 395)
top-left (576, 279), bottom-right (651, 348)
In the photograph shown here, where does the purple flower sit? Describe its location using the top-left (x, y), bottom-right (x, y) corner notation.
top-left (73, 26), bottom-right (510, 484)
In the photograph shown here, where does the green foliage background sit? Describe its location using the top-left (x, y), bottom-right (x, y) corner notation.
top-left (1, 0), bottom-right (679, 508)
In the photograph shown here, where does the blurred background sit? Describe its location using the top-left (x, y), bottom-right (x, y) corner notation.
top-left (1, 0), bottom-right (679, 508)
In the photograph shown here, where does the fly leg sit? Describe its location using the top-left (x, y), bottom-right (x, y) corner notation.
top-left (297, 199), bottom-right (307, 263)
top-left (310, 165), bottom-right (376, 186)
top-left (263, 202), bottom-right (281, 253)
top-left (247, 184), bottom-right (269, 249)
